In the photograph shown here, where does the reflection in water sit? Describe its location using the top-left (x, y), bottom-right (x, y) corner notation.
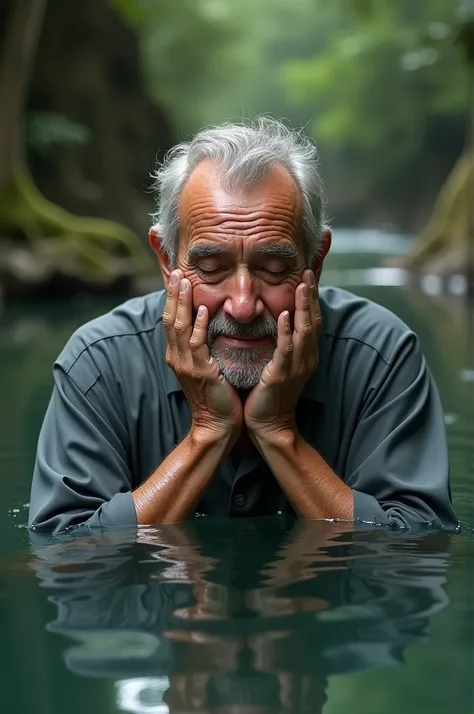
top-left (29, 520), bottom-right (452, 713)
top-left (116, 677), bottom-right (170, 714)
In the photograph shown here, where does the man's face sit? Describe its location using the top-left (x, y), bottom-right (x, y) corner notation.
top-left (175, 160), bottom-right (309, 390)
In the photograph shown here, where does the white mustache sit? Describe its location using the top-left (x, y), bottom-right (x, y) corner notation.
top-left (207, 312), bottom-right (277, 341)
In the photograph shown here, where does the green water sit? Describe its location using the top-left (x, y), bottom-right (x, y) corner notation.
top-left (0, 231), bottom-right (473, 713)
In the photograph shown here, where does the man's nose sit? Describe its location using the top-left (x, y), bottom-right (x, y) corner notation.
top-left (223, 267), bottom-right (264, 324)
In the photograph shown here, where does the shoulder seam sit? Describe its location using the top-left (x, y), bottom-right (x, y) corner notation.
top-left (323, 332), bottom-right (411, 366)
top-left (63, 370), bottom-right (129, 453)
top-left (62, 316), bottom-right (164, 376)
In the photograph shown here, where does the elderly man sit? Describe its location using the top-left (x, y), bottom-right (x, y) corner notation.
top-left (29, 118), bottom-right (458, 533)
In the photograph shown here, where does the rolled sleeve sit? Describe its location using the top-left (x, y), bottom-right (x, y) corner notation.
top-left (346, 332), bottom-right (458, 530)
top-left (29, 354), bottom-right (137, 534)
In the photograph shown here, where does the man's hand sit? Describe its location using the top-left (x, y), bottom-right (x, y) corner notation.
top-left (244, 269), bottom-right (321, 439)
top-left (164, 270), bottom-right (243, 442)
top-left (132, 271), bottom-right (243, 524)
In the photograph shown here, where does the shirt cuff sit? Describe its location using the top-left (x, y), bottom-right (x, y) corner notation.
top-left (352, 489), bottom-right (391, 526)
top-left (87, 491), bottom-right (138, 529)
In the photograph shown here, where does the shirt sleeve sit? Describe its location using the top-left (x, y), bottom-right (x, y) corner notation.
top-left (346, 331), bottom-right (458, 529)
top-left (28, 351), bottom-right (138, 534)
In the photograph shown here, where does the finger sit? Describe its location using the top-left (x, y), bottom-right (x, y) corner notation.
top-left (189, 304), bottom-right (212, 366)
top-left (293, 280), bottom-right (316, 363)
top-left (294, 281), bottom-right (312, 338)
top-left (163, 269), bottom-right (183, 351)
top-left (305, 269), bottom-right (322, 332)
top-left (174, 278), bottom-right (193, 353)
top-left (264, 311), bottom-right (293, 381)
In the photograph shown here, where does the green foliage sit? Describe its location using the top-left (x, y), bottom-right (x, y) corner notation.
top-left (142, 0), bottom-right (240, 133)
top-left (108, 0), bottom-right (148, 25)
top-left (110, 0), bottom-right (248, 135)
top-left (282, 0), bottom-right (466, 176)
top-left (108, 0), bottom-right (337, 135)
top-left (101, 0), bottom-right (468, 224)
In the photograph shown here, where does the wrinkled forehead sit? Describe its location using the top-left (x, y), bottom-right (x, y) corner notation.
top-left (178, 159), bottom-right (303, 252)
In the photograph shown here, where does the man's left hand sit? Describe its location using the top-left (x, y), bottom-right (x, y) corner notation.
top-left (244, 269), bottom-right (321, 440)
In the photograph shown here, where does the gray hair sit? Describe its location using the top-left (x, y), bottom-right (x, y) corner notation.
top-left (151, 116), bottom-right (327, 266)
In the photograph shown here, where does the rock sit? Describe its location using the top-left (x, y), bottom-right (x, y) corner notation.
top-left (0, 239), bottom-right (139, 299)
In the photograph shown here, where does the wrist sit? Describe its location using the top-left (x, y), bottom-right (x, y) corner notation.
top-left (250, 421), bottom-right (298, 449)
top-left (190, 422), bottom-right (241, 450)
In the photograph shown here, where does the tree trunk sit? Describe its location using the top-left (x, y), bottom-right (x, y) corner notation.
top-left (398, 8), bottom-right (474, 279)
top-left (393, 152), bottom-right (473, 273)
top-left (0, 0), bottom-right (47, 187)
top-left (0, 0), bottom-right (155, 299)
top-left (467, 61), bottom-right (474, 296)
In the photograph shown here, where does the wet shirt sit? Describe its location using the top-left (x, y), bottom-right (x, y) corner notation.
top-left (28, 286), bottom-right (458, 533)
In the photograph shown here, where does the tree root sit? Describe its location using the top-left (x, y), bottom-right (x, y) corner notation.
top-left (0, 169), bottom-right (152, 294)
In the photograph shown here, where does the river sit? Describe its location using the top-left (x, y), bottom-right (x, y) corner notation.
top-left (0, 229), bottom-right (472, 714)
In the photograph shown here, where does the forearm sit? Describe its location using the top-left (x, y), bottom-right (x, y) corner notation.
top-left (253, 427), bottom-right (354, 520)
top-left (132, 426), bottom-right (236, 524)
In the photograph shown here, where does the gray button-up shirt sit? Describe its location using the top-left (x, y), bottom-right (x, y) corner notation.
top-left (28, 286), bottom-right (458, 533)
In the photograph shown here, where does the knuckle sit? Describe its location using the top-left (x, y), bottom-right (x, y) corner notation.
top-left (174, 359), bottom-right (186, 376)
top-left (174, 319), bottom-right (186, 335)
top-left (314, 315), bottom-right (323, 330)
top-left (191, 363), bottom-right (204, 378)
top-left (189, 336), bottom-right (201, 351)
top-left (162, 311), bottom-right (173, 329)
top-left (302, 324), bottom-right (313, 338)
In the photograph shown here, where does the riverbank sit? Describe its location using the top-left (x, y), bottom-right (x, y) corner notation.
top-left (0, 228), bottom-right (472, 304)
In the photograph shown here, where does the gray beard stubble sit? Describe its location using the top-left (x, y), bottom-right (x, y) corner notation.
top-left (207, 311), bottom-right (278, 390)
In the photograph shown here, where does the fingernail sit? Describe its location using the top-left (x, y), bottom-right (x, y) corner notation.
top-left (170, 272), bottom-right (178, 287)
top-left (179, 279), bottom-right (188, 293)
top-left (307, 271), bottom-right (315, 287)
top-left (198, 305), bottom-right (205, 317)
top-left (302, 283), bottom-right (308, 297)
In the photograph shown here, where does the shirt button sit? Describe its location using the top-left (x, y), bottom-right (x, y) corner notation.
top-left (234, 494), bottom-right (246, 508)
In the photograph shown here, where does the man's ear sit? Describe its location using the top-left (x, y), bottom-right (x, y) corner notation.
top-left (149, 225), bottom-right (173, 287)
top-left (311, 227), bottom-right (332, 282)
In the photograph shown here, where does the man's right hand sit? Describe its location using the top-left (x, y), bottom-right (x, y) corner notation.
top-left (163, 269), bottom-right (243, 442)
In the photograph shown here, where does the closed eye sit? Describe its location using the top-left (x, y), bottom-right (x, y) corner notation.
top-left (196, 265), bottom-right (229, 282)
top-left (260, 268), bottom-right (287, 276)
top-left (197, 267), bottom-right (221, 274)
top-left (196, 265), bottom-right (227, 275)
top-left (256, 267), bottom-right (289, 280)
